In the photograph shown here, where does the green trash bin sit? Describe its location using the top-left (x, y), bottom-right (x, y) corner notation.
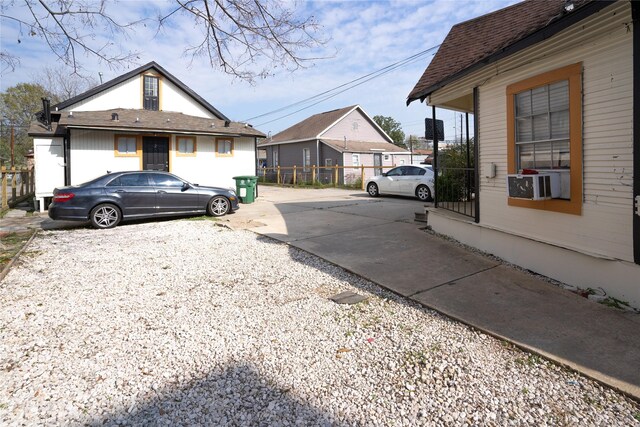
top-left (232, 176), bottom-right (258, 203)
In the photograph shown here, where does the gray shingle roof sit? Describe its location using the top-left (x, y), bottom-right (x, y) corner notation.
top-left (29, 109), bottom-right (265, 138)
top-left (270, 106), bottom-right (357, 142)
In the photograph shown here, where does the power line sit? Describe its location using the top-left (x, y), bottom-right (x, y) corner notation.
top-left (247, 44), bottom-right (440, 127)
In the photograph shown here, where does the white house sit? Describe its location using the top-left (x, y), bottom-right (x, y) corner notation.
top-left (259, 105), bottom-right (411, 185)
top-left (29, 62), bottom-right (264, 211)
top-left (407, 0), bottom-right (640, 307)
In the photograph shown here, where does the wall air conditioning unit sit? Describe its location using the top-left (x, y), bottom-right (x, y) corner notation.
top-left (507, 172), bottom-right (560, 200)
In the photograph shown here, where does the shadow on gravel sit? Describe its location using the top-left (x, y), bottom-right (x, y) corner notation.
top-left (258, 198), bottom-right (640, 398)
top-left (90, 363), bottom-right (338, 426)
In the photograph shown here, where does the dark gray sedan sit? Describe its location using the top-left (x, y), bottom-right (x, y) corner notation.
top-left (48, 171), bottom-right (240, 229)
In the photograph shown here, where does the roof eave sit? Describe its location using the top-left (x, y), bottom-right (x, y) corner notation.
top-left (407, 0), bottom-right (614, 105)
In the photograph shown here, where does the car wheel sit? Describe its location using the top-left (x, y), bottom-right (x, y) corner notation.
top-left (367, 182), bottom-right (379, 197)
top-left (207, 196), bottom-right (230, 217)
top-left (90, 203), bottom-right (121, 229)
top-left (416, 185), bottom-right (432, 202)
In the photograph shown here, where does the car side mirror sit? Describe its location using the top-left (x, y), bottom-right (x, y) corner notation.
top-left (382, 172), bottom-right (388, 177)
top-left (181, 182), bottom-right (191, 191)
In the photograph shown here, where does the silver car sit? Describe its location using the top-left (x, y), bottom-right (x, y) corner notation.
top-left (365, 165), bottom-right (435, 202)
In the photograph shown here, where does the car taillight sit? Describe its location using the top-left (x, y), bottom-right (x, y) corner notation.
top-left (53, 193), bottom-right (75, 202)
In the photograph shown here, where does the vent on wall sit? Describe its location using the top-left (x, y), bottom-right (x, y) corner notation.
top-left (507, 173), bottom-right (560, 200)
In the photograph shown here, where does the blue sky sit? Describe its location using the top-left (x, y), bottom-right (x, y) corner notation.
top-left (0, 0), bottom-right (516, 140)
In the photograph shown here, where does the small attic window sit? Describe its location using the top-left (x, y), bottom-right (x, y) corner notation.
top-left (143, 75), bottom-right (159, 111)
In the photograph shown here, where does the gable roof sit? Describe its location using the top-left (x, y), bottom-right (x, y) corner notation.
top-left (269, 105), bottom-right (357, 143)
top-left (28, 108), bottom-right (264, 138)
top-left (267, 105), bottom-right (393, 144)
top-left (53, 62), bottom-right (230, 121)
top-left (407, 0), bottom-right (612, 104)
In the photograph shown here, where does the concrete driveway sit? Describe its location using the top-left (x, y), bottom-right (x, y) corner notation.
top-left (224, 185), bottom-right (640, 400)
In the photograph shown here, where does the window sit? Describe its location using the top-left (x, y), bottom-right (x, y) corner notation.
top-left (514, 80), bottom-right (569, 170)
top-left (216, 138), bottom-right (234, 156)
top-left (107, 173), bottom-right (151, 187)
top-left (303, 148), bottom-right (311, 172)
top-left (387, 167), bottom-right (402, 176)
top-left (150, 173), bottom-right (184, 187)
top-left (114, 135), bottom-right (138, 157)
top-left (143, 75), bottom-right (159, 111)
top-left (176, 136), bottom-right (196, 156)
top-left (507, 62), bottom-right (582, 215)
top-left (352, 153), bottom-right (360, 169)
top-left (273, 150), bottom-right (278, 167)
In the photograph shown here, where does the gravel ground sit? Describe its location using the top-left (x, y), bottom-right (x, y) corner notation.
top-left (1, 220), bottom-right (638, 426)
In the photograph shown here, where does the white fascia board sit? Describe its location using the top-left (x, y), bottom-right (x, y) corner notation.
top-left (65, 125), bottom-right (242, 137)
top-left (357, 107), bottom-right (395, 144)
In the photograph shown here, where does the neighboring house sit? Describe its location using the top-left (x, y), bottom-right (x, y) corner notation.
top-left (28, 61), bottom-right (264, 211)
top-left (407, 0), bottom-right (639, 307)
top-left (259, 105), bottom-right (411, 184)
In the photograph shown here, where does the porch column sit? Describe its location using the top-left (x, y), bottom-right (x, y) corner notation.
top-left (432, 105), bottom-right (438, 208)
top-left (473, 87), bottom-right (480, 223)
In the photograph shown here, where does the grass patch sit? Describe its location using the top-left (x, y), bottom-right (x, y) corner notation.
top-left (0, 230), bottom-right (35, 269)
top-left (182, 215), bottom-right (219, 222)
top-left (515, 354), bottom-right (541, 367)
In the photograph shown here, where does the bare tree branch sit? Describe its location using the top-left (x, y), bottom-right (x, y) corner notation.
top-left (1, 0), bottom-right (326, 83)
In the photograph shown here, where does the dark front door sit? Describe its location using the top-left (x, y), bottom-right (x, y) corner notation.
top-left (143, 137), bottom-right (169, 171)
top-left (374, 153), bottom-right (382, 176)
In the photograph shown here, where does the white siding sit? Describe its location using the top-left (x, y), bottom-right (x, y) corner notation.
top-left (61, 73), bottom-right (216, 118)
top-left (65, 77), bottom-right (141, 112)
top-left (161, 79), bottom-right (215, 118)
top-left (170, 136), bottom-right (256, 189)
top-left (67, 130), bottom-right (256, 190)
top-left (34, 137), bottom-right (65, 198)
top-left (432, 2), bottom-right (634, 262)
top-left (69, 129), bottom-right (140, 185)
top-left (322, 110), bottom-right (388, 143)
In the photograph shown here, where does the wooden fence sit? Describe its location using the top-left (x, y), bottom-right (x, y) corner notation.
top-left (258, 165), bottom-right (397, 190)
top-left (1, 166), bottom-right (35, 211)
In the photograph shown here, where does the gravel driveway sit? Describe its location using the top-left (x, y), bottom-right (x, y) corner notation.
top-left (1, 220), bottom-right (638, 426)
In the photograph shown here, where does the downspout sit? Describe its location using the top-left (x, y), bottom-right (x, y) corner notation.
top-left (254, 137), bottom-right (259, 199)
top-left (316, 139), bottom-right (320, 183)
top-left (64, 128), bottom-right (71, 186)
top-left (632, 1), bottom-right (640, 264)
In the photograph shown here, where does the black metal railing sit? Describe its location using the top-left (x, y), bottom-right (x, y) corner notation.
top-left (436, 167), bottom-right (476, 219)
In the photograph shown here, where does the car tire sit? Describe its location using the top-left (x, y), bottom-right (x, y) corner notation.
top-left (90, 203), bottom-right (121, 229)
top-left (207, 196), bottom-right (230, 217)
top-left (367, 182), bottom-right (379, 197)
top-left (416, 185), bottom-right (432, 202)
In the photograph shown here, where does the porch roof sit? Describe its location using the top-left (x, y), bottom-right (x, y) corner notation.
top-left (321, 139), bottom-right (409, 154)
top-left (28, 109), bottom-right (265, 138)
top-left (407, 0), bottom-right (608, 104)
